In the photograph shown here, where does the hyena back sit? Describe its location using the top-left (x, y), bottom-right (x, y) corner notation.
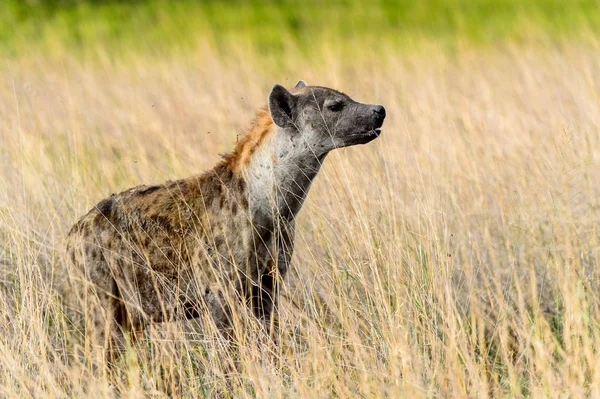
top-left (65, 81), bottom-right (386, 359)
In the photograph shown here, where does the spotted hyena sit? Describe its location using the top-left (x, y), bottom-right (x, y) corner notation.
top-left (65, 81), bottom-right (386, 360)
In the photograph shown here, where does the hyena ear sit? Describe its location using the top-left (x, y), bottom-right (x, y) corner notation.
top-left (294, 80), bottom-right (307, 89)
top-left (269, 84), bottom-right (298, 128)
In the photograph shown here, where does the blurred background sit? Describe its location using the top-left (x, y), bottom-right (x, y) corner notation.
top-left (2, 1), bottom-right (600, 397)
top-left (3, 0), bottom-right (600, 62)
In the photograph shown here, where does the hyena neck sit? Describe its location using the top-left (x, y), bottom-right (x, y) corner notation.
top-left (221, 107), bottom-right (326, 228)
top-left (243, 125), bottom-right (326, 225)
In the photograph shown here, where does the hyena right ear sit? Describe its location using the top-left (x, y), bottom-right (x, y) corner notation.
top-left (294, 80), bottom-right (307, 89)
top-left (269, 84), bottom-right (298, 128)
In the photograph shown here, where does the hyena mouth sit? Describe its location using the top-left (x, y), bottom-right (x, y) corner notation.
top-left (351, 128), bottom-right (382, 145)
top-left (365, 128), bottom-right (382, 137)
top-left (357, 128), bottom-right (382, 139)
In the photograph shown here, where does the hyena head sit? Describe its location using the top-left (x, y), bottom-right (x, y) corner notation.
top-left (268, 80), bottom-right (386, 156)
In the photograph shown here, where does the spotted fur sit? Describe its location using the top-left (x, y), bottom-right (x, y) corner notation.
top-left (65, 81), bottom-right (386, 361)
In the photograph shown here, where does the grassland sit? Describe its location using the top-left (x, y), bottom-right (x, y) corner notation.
top-left (1, 1), bottom-right (600, 397)
top-left (3, 0), bottom-right (600, 61)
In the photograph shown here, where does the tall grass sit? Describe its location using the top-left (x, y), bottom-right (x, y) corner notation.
top-left (1, 35), bottom-right (600, 397)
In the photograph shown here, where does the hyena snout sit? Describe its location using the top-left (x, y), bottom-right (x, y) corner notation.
top-left (371, 104), bottom-right (386, 128)
top-left (357, 103), bottom-right (386, 131)
top-left (334, 102), bottom-right (387, 147)
top-left (356, 103), bottom-right (386, 137)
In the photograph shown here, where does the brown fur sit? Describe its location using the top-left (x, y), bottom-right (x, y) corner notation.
top-left (224, 107), bottom-right (275, 171)
top-left (65, 111), bottom-right (277, 360)
top-left (65, 82), bottom-right (386, 363)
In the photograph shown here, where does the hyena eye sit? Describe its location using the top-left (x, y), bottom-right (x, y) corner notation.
top-left (328, 102), bottom-right (344, 112)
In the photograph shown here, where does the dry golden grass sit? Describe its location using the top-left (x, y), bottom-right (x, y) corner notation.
top-left (1, 42), bottom-right (600, 397)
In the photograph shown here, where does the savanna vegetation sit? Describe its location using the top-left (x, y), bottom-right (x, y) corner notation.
top-left (1, 1), bottom-right (599, 397)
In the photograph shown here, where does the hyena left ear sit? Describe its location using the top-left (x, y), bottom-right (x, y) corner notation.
top-left (269, 84), bottom-right (298, 128)
top-left (294, 80), bottom-right (307, 89)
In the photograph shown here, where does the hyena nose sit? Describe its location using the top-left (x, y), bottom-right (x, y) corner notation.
top-left (372, 105), bottom-right (386, 119)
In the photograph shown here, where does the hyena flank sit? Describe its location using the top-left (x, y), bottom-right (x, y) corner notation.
top-left (65, 81), bottom-right (386, 360)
